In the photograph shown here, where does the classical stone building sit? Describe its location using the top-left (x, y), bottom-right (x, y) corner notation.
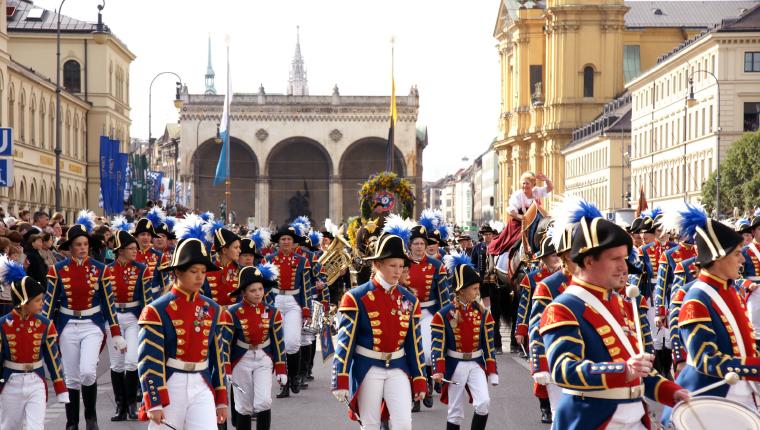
top-left (628, 5), bottom-right (760, 209)
top-left (0, 0), bottom-right (133, 220)
top-left (177, 33), bottom-right (425, 226)
top-left (493, 0), bottom-right (755, 211)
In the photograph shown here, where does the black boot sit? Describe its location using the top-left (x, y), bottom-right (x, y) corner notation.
top-left (306, 342), bottom-right (316, 381)
top-left (65, 388), bottom-right (80, 430)
top-left (423, 365), bottom-right (434, 408)
top-left (288, 352), bottom-right (301, 394)
top-left (298, 345), bottom-right (310, 389)
top-left (230, 390), bottom-right (240, 428)
top-left (255, 409), bottom-right (271, 430)
top-left (82, 383), bottom-right (100, 430)
top-left (235, 413), bottom-right (251, 430)
top-left (446, 422), bottom-right (461, 430)
top-left (412, 400), bottom-right (421, 412)
top-left (124, 370), bottom-right (139, 420)
top-left (276, 383), bottom-right (290, 399)
top-left (539, 397), bottom-right (552, 423)
top-left (110, 370), bottom-right (127, 421)
top-left (471, 413), bottom-right (488, 430)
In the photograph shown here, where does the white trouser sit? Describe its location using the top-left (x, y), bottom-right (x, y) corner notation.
top-left (0, 373), bottom-right (46, 430)
top-left (275, 294), bottom-right (302, 354)
top-left (421, 308), bottom-right (434, 366)
top-left (547, 383), bottom-right (562, 414)
top-left (446, 361), bottom-right (490, 426)
top-left (746, 289), bottom-right (760, 339)
top-left (357, 366), bottom-right (412, 430)
top-left (59, 320), bottom-right (104, 389)
top-left (726, 380), bottom-right (756, 411)
top-left (148, 372), bottom-right (217, 430)
top-left (106, 312), bottom-right (139, 372)
top-left (603, 402), bottom-right (646, 430)
top-left (650, 304), bottom-right (671, 350)
top-left (232, 349), bottom-right (274, 415)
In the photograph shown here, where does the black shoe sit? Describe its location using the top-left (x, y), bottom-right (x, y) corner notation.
top-left (380, 420), bottom-right (391, 430)
top-left (65, 388), bottom-right (80, 430)
top-left (110, 370), bottom-right (127, 421)
top-left (446, 422), bottom-right (460, 430)
top-left (290, 378), bottom-right (301, 394)
top-left (411, 400), bottom-right (421, 413)
top-left (124, 370), bottom-right (139, 420)
top-left (471, 413), bottom-right (488, 430)
top-left (256, 409), bottom-right (271, 430)
top-left (276, 384), bottom-right (290, 399)
top-left (540, 406), bottom-right (553, 423)
top-left (306, 370), bottom-right (315, 381)
top-left (82, 383), bottom-right (99, 429)
top-left (434, 381), bottom-right (442, 394)
top-left (423, 394), bottom-right (434, 408)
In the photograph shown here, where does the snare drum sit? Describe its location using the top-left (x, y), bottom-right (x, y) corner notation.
top-left (668, 396), bottom-right (760, 430)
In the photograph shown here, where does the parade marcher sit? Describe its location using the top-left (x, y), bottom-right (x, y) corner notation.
top-left (539, 198), bottom-right (688, 429)
top-left (408, 213), bottom-right (450, 411)
top-left (331, 229), bottom-right (427, 430)
top-left (660, 203), bottom-right (760, 420)
top-left (0, 256), bottom-right (69, 430)
top-left (226, 263), bottom-right (287, 430)
top-left (515, 236), bottom-right (560, 354)
top-left (265, 224), bottom-right (312, 398)
top-left (303, 229), bottom-right (330, 384)
top-left (137, 215), bottom-right (229, 429)
top-left (431, 252), bottom-right (498, 430)
top-left (203, 222), bottom-right (242, 307)
top-left (665, 255), bottom-right (697, 376)
top-left (153, 216), bottom-right (177, 264)
top-left (134, 210), bottom-right (170, 299)
top-left (43, 210), bottom-right (126, 430)
top-left (106, 228), bottom-right (152, 421)
top-left (735, 218), bottom-right (753, 246)
top-left (740, 215), bottom-right (760, 280)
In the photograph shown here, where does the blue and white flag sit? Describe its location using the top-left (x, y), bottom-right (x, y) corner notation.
top-left (214, 41), bottom-right (232, 186)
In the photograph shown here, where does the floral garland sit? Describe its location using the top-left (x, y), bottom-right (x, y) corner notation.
top-left (359, 171), bottom-right (415, 220)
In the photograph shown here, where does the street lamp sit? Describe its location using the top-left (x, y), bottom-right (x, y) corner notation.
top-left (148, 72), bottom-right (184, 168)
top-left (91, 1), bottom-right (107, 45)
top-left (686, 70), bottom-right (721, 213)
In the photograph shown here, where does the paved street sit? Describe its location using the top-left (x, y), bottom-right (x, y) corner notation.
top-left (44, 333), bottom-right (549, 429)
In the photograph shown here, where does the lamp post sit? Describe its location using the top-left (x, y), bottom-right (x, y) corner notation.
top-left (148, 72), bottom-right (184, 169)
top-left (686, 70), bottom-right (721, 213)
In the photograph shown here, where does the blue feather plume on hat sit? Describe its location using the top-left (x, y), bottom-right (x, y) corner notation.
top-left (0, 255), bottom-right (26, 285)
top-left (174, 214), bottom-right (211, 248)
top-left (661, 202), bottom-right (706, 242)
top-left (436, 224), bottom-right (450, 241)
top-left (308, 230), bottom-right (323, 248)
top-left (642, 207), bottom-right (662, 220)
top-left (549, 197), bottom-right (602, 251)
top-left (382, 214), bottom-right (412, 248)
top-left (256, 262), bottom-right (279, 282)
top-left (111, 215), bottom-right (132, 232)
top-left (443, 251), bottom-right (474, 275)
top-left (418, 209), bottom-right (438, 233)
top-left (75, 210), bottom-right (96, 234)
top-left (146, 207), bottom-right (166, 230)
top-left (207, 219), bottom-right (225, 239)
top-left (251, 228), bottom-right (271, 250)
top-left (164, 216), bottom-right (177, 232)
top-left (199, 211), bottom-right (215, 223)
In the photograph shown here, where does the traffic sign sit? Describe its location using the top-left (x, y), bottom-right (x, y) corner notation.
top-left (0, 128), bottom-right (11, 156)
top-left (0, 159), bottom-right (13, 187)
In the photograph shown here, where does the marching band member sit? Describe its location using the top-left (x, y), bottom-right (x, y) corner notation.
top-left (106, 228), bottom-right (153, 421)
top-left (303, 229), bottom-right (330, 385)
top-left (665, 256), bottom-right (697, 376)
top-left (265, 224), bottom-right (312, 398)
top-left (44, 210), bottom-right (125, 430)
top-left (204, 222), bottom-right (242, 307)
top-left (241, 227), bottom-right (270, 268)
top-left (0, 256), bottom-right (69, 430)
top-left (431, 253), bottom-right (498, 430)
top-left (134, 211), bottom-right (170, 300)
top-left (408, 215), bottom-right (450, 411)
top-left (137, 215), bottom-right (228, 429)
top-left (539, 199), bottom-right (688, 429)
top-left (663, 203), bottom-right (760, 419)
top-left (227, 263), bottom-right (287, 430)
top-left (332, 229), bottom-right (427, 430)
top-left (153, 216), bottom-right (177, 263)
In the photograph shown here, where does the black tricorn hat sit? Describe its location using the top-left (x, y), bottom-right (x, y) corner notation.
top-left (535, 236), bottom-right (557, 259)
top-left (161, 238), bottom-right (220, 273)
top-left (321, 229), bottom-right (335, 241)
top-left (11, 276), bottom-right (45, 307)
top-left (58, 224), bottom-right (92, 251)
top-left (363, 233), bottom-right (411, 264)
top-left (271, 225), bottom-right (305, 244)
top-left (133, 218), bottom-right (159, 238)
top-left (639, 217), bottom-right (657, 234)
top-left (155, 222), bottom-right (176, 241)
top-left (628, 217), bottom-right (644, 234)
top-left (478, 223), bottom-right (496, 235)
top-left (239, 238), bottom-right (262, 258)
top-left (750, 216), bottom-right (760, 230)
top-left (410, 225), bottom-right (437, 246)
top-left (113, 230), bottom-right (138, 251)
top-left (230, 263), bottom-right (279, 297)
top-left (570, 218), bottom-right (633, 264)
top-left (213, 227), bottom-right (240, 251)
top-left (444, 253), bottom-right (481, 292)
top-left (694, 219), bottom-right (743, 267)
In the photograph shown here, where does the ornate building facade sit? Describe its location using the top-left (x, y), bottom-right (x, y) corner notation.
top-left (492, 0), bottom-right (755, 215)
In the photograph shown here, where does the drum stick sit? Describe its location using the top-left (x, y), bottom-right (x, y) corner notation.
top-left (161, 420), bottom-right (178, 430)
top-left (342, 398), bottom-right (367, 430)
top-left (625, 285), bottom-right (645, 354)
top-left (226, 376), bottom-right (246, 394)
top-left (441, 378), bottom-right (461, 386)
top-left (519, 342), bottom-right (529, 358)
top-left (688, 372), bottom-right (740, 397)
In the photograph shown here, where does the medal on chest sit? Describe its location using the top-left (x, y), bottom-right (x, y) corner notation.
top-left (194, 305), bottom-right (207, 333)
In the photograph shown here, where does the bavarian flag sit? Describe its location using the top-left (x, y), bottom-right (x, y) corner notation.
top-left (386, 72), bottom-right (397, 172)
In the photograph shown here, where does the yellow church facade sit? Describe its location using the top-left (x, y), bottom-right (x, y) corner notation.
top-left (492, 0), bottom-right (756, 217)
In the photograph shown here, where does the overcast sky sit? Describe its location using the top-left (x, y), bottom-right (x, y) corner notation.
top-left (33, 0), bottom-right (504, 181)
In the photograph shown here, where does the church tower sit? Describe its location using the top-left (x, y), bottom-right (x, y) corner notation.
top-left (204, 34), bottom-right (216, 95)
top-left (287, 26), bottom-right (308, 96)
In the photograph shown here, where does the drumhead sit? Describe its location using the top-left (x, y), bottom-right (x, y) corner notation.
top-left (670, 396), bottom-right (760, 430)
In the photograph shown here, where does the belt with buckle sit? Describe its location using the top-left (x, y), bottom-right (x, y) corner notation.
top-left (4, 359), bottom-right (44, 372)
top-left (236, 339), bottom-right (271, 350)
top-left (166, 358), bottom-right (209, 372)
top-left (355, 345), bottom-right (405, 367)
top-left (563, 384), bottom-right (645, 400)
top-left (420, 300), bottom-right (436, 309)
top-left (446, 349), bottom-right (483, 360)
top-left (271, 288), bottom-right (299, 296)
top-left (60, 306), bottom-right (101, 317)
top-left (116, 301), bottom-right (140, 310)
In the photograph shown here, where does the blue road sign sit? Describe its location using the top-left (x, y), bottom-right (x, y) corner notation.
top-left (0, 159), bottom-right (12, 187)
top-left (0, 128), bottom-right (11, 156)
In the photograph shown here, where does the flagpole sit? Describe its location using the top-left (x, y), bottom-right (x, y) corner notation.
top-left (390, 36), bottom-right (395, 173)
top-left (225, 36), bottom-right (231, 224)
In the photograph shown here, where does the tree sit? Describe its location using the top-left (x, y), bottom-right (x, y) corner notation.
top-left (702, 131), bottom-right (760, 215)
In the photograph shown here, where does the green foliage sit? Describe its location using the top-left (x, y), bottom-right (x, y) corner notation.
top-left (702, 131), bottom-right (760, 213)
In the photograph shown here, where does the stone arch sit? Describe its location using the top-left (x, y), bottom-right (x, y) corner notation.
top-left (40, 181), bottom-right (47, 209)
top-left (65, 186), bottom-right (72, 209)
top-left (18, 177), bottom-right (26, 205)
top-left (266, 137), bottom-right (332, 226)
top-left (338, 137), bottom-right (406, 220)
top-left (191, 136), bottom-right (258, 221)
top-left (30, 179), bottom-right (37, 208)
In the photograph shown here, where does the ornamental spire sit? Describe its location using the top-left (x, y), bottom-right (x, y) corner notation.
top-left (287, 26), bottom-right (308, 96)
top-left (204, 34), bottom-right (216, 95)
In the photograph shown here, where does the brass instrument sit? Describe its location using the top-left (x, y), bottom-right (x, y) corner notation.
top-left (317, 229), bottom-right (354, 285)
top-left (303, 299), bottom-right (325, 335)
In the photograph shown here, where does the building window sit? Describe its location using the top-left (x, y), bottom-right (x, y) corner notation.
top-left (63, 60), bottom-right (81, 93)
top-left (745, 102), bottom-right (760, 132)
top-left (530, 65), bottom-right (543, 103)
top-left (623, 45), bottom-right (641, 83)
top-left (583, 66), bottom-right (594, 97)
top-left (745, 52), bottom-right (760, 72)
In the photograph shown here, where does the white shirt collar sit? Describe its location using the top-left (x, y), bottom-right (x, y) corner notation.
top-left (374, 272), bottom-right (395, 291)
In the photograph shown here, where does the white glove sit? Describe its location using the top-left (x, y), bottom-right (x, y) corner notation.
top-left (333, 389), bottom-right (350, 403)
top-left (112, 335), bottom-right (128, 352)
top-left (488, 374), bottom-right (499, 386)
top-left (276, 374), bottom-right (288, 386)
top-left (57, 392), bottom-right (70, 404)
top-left (532, 371), bottom-right (551, 386)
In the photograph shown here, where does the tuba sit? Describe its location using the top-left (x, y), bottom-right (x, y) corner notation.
top-left (317, 229), bottom-right (354, 286)
top-left (302, 299), bottom-right (325, 335)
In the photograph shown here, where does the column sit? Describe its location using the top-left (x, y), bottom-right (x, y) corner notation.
top-left (256, 177), bottom-right (269, 228)
top-left (329, 177), bottom-right (342, 223)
